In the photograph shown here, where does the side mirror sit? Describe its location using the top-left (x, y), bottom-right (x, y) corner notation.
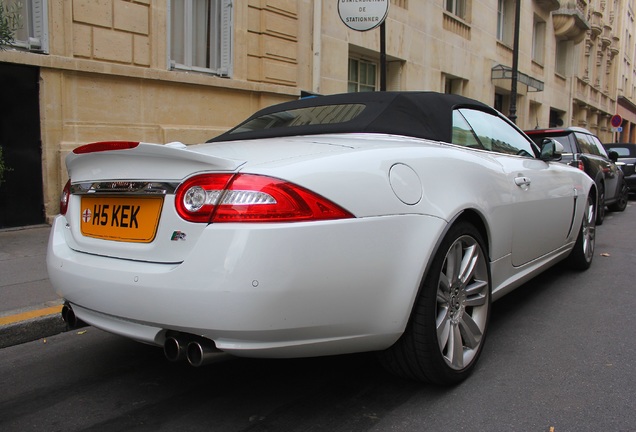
top-left (540, 138), bottom-right (563, 161)
top-left (608, 150), bottom-right (619, 163)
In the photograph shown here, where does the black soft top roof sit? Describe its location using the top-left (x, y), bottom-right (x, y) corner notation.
top-left (210, 91), bottom-right (498, 143)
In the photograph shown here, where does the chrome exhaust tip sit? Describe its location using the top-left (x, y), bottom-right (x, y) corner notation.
top-left (61, 303), bottom-right (78, 328)
top-left (163, 336), bottom-right (187, 362)
top-left (186, 340), bottom-right (226, 367)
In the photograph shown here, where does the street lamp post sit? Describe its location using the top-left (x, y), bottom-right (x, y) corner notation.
top-left (380, 21), bottom-right (387, 91)
top-left (509, 0), bottom-right (521, 124)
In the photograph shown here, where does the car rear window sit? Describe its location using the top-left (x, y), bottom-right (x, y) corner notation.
top-left (528, 133), bottom-right (575, 154)
top-left (550, 135), bottom-right (575, 154)
top-left (229, 104), bottom-right (366, 134)
top-left (606, 145), bottom-right (635, 157)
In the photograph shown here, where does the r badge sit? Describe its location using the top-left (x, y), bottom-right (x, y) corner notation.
top-left (171, 231), bottom-right (187, 241)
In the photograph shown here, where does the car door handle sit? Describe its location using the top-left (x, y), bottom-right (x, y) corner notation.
top-left (514, 176), bottom-right (531, 187)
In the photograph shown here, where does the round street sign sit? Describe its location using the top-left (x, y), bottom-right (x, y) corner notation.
top-left (611, 114), bottom-right (622, 128)
top-left (338, 0), bottom-right (390, 32)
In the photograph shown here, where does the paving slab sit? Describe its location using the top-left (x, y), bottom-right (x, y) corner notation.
top-left (0, 225), bottom-right (68, 348)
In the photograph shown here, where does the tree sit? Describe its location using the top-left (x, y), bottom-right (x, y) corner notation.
top-left (0, 2), bottom-right (21, 49)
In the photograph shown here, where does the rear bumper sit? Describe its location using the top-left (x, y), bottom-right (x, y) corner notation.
top-left (47, 213), bottom-right (446, 357)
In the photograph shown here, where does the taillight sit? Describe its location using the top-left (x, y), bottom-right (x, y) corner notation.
top-left (73, 141), bottom-right (139, 154)
top-left (576, 160), bottom-right (584, 171)
top-left (175, 174), bottom-right (354, 223)
top-left (175, 174), bottom-right (234, 223)
top-left (60, 179), bottom-right (71, 215)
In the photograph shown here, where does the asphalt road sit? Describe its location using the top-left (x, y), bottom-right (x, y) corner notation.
top-left (0, 204), bottom-right (634, 432)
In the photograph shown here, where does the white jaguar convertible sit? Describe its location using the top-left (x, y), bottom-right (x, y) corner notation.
top-left (47, 92), bottom-right (596, 385)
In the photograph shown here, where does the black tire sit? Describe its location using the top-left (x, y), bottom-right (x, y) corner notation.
top-left (608, 180), bottom-right (628, 212)
top-left (566, 193), bottom-right (596, 270)
top-left (595, 182), bottom-right (605, 225)
top-left (378, 221), bottom-right (491, 385)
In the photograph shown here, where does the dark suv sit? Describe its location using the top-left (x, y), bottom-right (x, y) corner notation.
top-left (525, 127), bottom-right (628, 225)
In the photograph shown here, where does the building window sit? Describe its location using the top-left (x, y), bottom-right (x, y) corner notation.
top-left (555, 40), bottom-right (568, 76)
top-left (348, 58), bottom-right (377, 92)
top-left (497, 0), bottom-right (514, 46)
top-left (444, 75), bottom-right (466, 95)
top-left (391, 0), bottom-right (408, 8)
top-left (532, 17), bottom-right (545, 64)
top-left (2, 0), bottom-right (48, 52)
top-left (446, 0), bottom-right (466, 19)
top-left (170, 0), bottom-right (233, 76)
top-left (529, 101), bottom-right (541, 129)
top-left (494, 92), bottom-right (507, 114)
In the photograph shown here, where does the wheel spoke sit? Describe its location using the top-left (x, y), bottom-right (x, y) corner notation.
top-left (437, 273), bottom-right (451, 304)
top-left (458, 244), bottom-right (478, 285)
top-left (583, 225), bottom-right (595, 257)
top-left (436, 307), bottom-right (451, 351)
top-left (587, 201), bottom-right (595, 224)
top-left (464, 279), bottom-right (489, 307)
top-left (458, 313), bottom-right (482, 349)
top-left (448, 325), bottom-right (464, 369)
top-left (445, 241), bottom-right (463, 285)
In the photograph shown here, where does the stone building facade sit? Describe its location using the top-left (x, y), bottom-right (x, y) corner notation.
top-left (0, 0), bottom-right (635, 227)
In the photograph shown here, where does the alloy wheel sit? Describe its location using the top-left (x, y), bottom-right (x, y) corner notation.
top-left (435, 235), bottom-right (490, 370)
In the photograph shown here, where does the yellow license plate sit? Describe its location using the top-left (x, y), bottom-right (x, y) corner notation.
top-left (80, 196), bottom-right (164, 243)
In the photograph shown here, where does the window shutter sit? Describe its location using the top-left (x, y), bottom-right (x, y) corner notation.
top-left (219, 0), bottom-right (233, 76)
top-left (30, 0), bottom-right (48, 52)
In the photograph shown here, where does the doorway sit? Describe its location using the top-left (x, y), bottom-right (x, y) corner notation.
top-left (0, 62), bottom-right (45, 228)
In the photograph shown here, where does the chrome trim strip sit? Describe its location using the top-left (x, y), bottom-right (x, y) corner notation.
top-left (71, 181), bottom-right (179, 195)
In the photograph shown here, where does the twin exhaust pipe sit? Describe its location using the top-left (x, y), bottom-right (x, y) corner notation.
top-left (61, 303), bottom-right (83, 328)
top-left (164, 335), bottom-right (227, 367)
top-left (61, 303), bottom-right (226, 367)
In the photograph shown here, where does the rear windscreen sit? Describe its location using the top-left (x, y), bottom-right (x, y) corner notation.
top-left (606, 146), bottom-right (635, 157)
top-left (229, 104), bottom-right (366, 134)
top-left (528, 134), bottom-right (574, 154)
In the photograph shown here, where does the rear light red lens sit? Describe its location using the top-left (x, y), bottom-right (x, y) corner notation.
top-left (60, 179), bottom-right (71, 215)
top-left (175, 174), bottom-right (234, 223)
top-left (73, 141), bottom-right (140, 154)
top-left (175, 174), bottom-right (354, 223)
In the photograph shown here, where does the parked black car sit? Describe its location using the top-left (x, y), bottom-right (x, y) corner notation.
top-left (603, 143), bottom-right (636, 193)
top-left (525, 127), bottom-right (628, 225)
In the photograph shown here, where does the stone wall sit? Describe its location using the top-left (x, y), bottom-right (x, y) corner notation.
top-left (2, 0), bottom-right (308, 222)
top-left (0, 0), bottom-right (631, 222)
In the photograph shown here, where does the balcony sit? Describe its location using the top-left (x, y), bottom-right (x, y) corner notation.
top-left (589, 10), bottom-right (603, 38)
top-left (535, 0), bottom-right (560, 12)
top-left (600, 25), bottom-right (612, 49)
top-left (553, 3), bottom-right (590, 44)
top-left (610, 36), bottom-right (620, 57)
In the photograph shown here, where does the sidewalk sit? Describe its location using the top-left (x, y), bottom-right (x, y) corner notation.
top-left (0, 225), bottom-right (67, 348)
